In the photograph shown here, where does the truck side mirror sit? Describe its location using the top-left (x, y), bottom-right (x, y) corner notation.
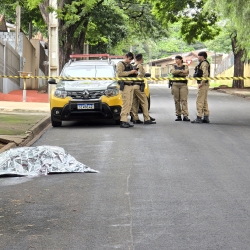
top-left (48, 78), bottom-right (57, 84)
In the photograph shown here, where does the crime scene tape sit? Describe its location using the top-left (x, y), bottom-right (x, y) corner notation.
top-left (0, 75), bottom-right (249, 81)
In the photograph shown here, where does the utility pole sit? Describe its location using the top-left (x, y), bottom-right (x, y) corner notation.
top-left (15, 5), bottom-right (21, 52)
top-left (48, 0), bottom-right (59, 102)
top-left (83, 43), bottom-right (89, 60)
top-left (49, 0), bottom-right (59, 78)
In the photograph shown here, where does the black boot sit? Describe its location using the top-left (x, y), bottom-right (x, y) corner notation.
top-left (149, 116), bottom-right (155, 121)
top-left (191, 116), bottom-right (202, 123)
top-left (183, 116), bottom-right (190, 121)
top-left (130, 112), bottom-right (134, 122)
top-left (120, 122), bottom-right (130, 128)
top-left (202, 116), bottom-right (210, 123)
top-left (175, 116), bottom-right (182, 121)
top-left (144, 120), bottom-right (156, 124)
top-left (133, 120), bottom-right (143, 124)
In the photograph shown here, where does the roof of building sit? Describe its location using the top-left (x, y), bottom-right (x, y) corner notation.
top-left (150, 49), bottom-right (218, 66)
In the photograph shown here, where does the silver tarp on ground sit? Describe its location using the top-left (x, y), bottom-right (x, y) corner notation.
top-left (0, 146), bottom-right (97, 176)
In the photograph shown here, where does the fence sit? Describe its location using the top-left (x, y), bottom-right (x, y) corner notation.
top-left (0, 38), bottom-right (20, 93)
top-left (215, 53), bottom-right (234, 76)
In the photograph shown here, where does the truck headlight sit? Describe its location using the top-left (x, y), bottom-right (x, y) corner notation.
top-left (54, 89), bottom-right (67, 98)
top-left (104, 88), bottom-right (119, 97)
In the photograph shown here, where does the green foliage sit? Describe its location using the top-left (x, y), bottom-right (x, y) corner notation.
top-left (27, 0), bottom-right (42, 10)
top-left (24, 0), bottom-right (167, 61)
top-left (204, 29), bottom-right (232, 53)
top-left (153, 38), bottom-right (195, 58)
top-left (107, 22), bottom-right (198, 62)
top-left (205, 0), bottom-right (250, 58)
top-left (203, 0), bottom-right (246, 88)
top-left (87, 4), bottom-right (128, 52)
top-left (145, 0), bottom-right (220, 44)
top-left (0, 0), bottom-right (47, 37)
top-left (89, 0), bottom-right (168, 53)
top-left (146, 23), bottom-right (197, 59)
top-left (181, 16), bottom-right (220, 44)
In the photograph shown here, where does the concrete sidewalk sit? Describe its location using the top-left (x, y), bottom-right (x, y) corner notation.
top-left (0, 101), bottom-right (50, 112)
top-left (0, 101), bottom-right (51, 153)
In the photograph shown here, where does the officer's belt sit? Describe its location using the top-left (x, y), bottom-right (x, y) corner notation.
top-left (124, 82), bottom-right (143, 86)
top-left (134, 81), bottom-right (144, 85)
top-left (172, 80), bottom-right (188, 84)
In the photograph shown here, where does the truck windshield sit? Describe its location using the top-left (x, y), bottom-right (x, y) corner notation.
top-left (62, 66), bottom-right (114, 78)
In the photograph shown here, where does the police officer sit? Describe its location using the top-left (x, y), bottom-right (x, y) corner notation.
top-left (130, 54), bottom-right (156, 125)
top-left (191, 51), bottom-right (210, 123)
top-left (170, 55), bottom-right (190, 121)
top-left (116, 52), bottom-right (138, 128)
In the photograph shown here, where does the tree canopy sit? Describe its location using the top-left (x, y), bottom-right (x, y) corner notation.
top-left (204, 0), bottom-right (247, 87)
top-left (20, 0), bottom-right (167, 67)
top-left (0, 0), bottom-right (47, 36)
top-left (204, 28), bottom-right (232, 54)
top-left (144, 0), bottom-right (220, 44)
top-left (147, 0), bottom-right (248, 87)
top-left (1, 0), bottom-right (250, 88)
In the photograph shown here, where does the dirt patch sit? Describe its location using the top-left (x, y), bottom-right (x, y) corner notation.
top-left (0, 113), bottom-right (47, 135)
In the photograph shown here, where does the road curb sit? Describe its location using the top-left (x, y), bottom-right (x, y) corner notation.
top-left (0, 115), bottom-right (51, 154)
top-left (215, 89), bottom-right (250, 99)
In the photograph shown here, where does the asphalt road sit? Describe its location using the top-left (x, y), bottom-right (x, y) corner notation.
top-left (1, 84), bottom-right (250, 250)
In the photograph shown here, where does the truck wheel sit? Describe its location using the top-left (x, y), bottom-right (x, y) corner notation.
top-left (51, 116), bottom-right (62, 127)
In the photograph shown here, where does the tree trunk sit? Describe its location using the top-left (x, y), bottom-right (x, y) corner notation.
top-left (58, 19), bottom-right (88, 70)
top-left (39, 1), bottom-right (49, 26)
top-left (231, 36), bottom-right (244, 88)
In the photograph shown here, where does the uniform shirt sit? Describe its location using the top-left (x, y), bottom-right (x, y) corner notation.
top-left (200, 60), bottom-right (209, 84)
top-left (135, 63), bottom-right (145, 77)
top-left (116, 61), bottom-right (134, 84)
top-left (116, 61), bottom-right (133, 77)
top-left (170, 64), bottom-right (189, 76)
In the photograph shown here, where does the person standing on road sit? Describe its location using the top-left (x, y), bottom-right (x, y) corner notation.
top-left (130, 54), bottom-right (156, 125)
top-left (191, 51), bottom-right (210, 124)
top-left (170, 55), bottom-right (190, 121)
top-left (116, 52), bottom-right (138, 128)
